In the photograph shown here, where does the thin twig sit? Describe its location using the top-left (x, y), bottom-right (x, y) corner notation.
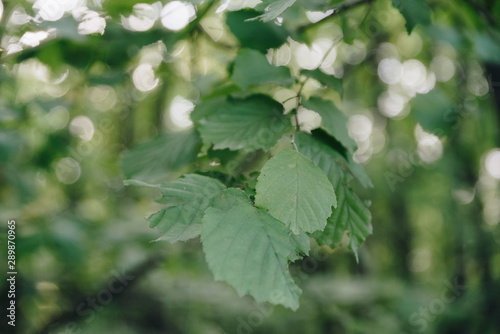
top-left (36, 252), bottom-right (167, 334)
top-left (298, 0), bottom-right (375, 33)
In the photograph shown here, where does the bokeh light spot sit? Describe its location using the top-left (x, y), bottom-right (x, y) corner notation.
top-left (161, 1), bottom-right (196, 31)
top-left (46, 106), bottom-right (69, 130)
top-left (378, 58), bottom-right (403, 85)
top-left (430, 56), bottom-right (455, 82)
top-left (121, 3), bottom-right (160, 32)
top-left (168, 96), bottom-right (194, 129)
top-left (69, 115), bottom-right (94, 141)
top-left (132, 64), bottom-right (159, 92)
top-left (485, 149), bottom-right (500, 179)
top-left (55, 157), bottom-right (81, 184)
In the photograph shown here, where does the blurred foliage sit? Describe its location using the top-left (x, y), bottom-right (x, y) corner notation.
top-left (1, 0), bottom-right (500, 333)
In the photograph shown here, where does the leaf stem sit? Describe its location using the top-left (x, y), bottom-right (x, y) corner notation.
top-left (290, 77), bottom-right (311, 150)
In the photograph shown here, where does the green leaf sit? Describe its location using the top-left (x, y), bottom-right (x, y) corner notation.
top-left (211, 188), bottom-right (253, 211)
top-left (201, 201), bottom-right (301, 310)
top-left (326, 179), bottom-right (372, 259)
top-left (231, 48), bottom-right (294, 89)
top-left (392, 0), bottom-right (431, 34)
top-left (120, 130), bottom-right (201, 182)
top-left (226, 10), bottom-right (289, 53)
top-left (411, 89), bottom-right (456, 133)
top-left (309, 129), bottom-right (373, 188)
top-left (301, 69), bottom-right (343, 97)
top-left (294, 133), bottom-right (344, 185)
top-left (289, 232), bottom-right (311, 262)
top-left (254, 0), bottom-right (297, 22)
top-left (346, 154), bottom-right (373, 189)
top-left (148, 174), bottom-right (226, 242)
top-left (302, 97), bottom-right (356, 152)
top-left (295, 133), bottom-right (372, 258)
top-left (255, 149), bottom-right (336, 234)
top-left (190, 97), bottom-right (225, 124)
top-left (197, 95), bottom-right (291, 152)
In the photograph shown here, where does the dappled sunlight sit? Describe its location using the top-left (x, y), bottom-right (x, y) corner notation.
top-left (376, 42), bottom-right (400, 61)
top-left (414, 124), bottom-right (443, 163)
top-left (4, 37), bottom-right (23, 55)
top-left (8, 6), bottom-right (31, 26)
top-left (200, 16), bottom-right (224, 41)
top-left (19, 31), bottom-right (51, 48)
top-left (292, 41), bottom-right (324, 70)
top-left (316, 38), bottom-right (337, 69)
top-left (160, 1), bottom-right (196, 31)
top-left (378, 58), bottom-right (403, 85)
top-left (341, 40), bottom-right (367, 65)
top-left (305, 9), bottom-right (334, 23)
top-left (69, 115), bottom-right (94, 141)
top-left (16, 59), bottom-right (50, 82)
top-left (479, 150), bottom-right (500, 226)
top-left (139, 41), bottom-right (167, 67)
top-left (452, 188), bottom-right (475, 205)
top-left (216, 0), bottom-right (261, 12)
top-left (417, 135), bottom-right (443, 163)
top-left (291, 37), bottom-right (340, 74)
top-left (483, 198), bottom-right (500, 226)
top-left (484, 149), bottom-right (500, 179)
top-left (354, 139), bottom-right (374, 163)
top-left (293, 106), bottom-right (322, 133)
top-left (30, 1), bottom-right (106, 35)
top-left (167, 96), bottom-right (194, 129)
top-left (4, 29), bottom-right (54, 55)
top-left (467, 62), bottom-right (489, 96)
top-left (400, 59), bottom-right (428, 94)
top-left (348, 114), bottom-right (374, 163)
top-left (409, 248), bottom-right (432, 272)
top-left (121, 2), bottom-right (161, 32)
top-left (415, 71), bottom-right (436, 94)
top-left (266, 43), bottom-right (292, 66)
top-left (33, 0), bottom-right (66, 21)
top-left (55, 157), bottom-right (81, 184)
top-left (430, 55), bottom-right (456, 82)
top-left (86, 85), bottom-right (117, 112)
top-left (273, 88), bottom-right (296, 113)
top-left (77, 10), bottom-right (106, 35)
top-left (348, 114), bottom-right (372, 142)
top-left (33, 0), bottom-right (86, 22)
top-left (45, 106), bottom-right (70, 130)
top-left (397, 32), bottom-right (423, 58)
top-left (377, 56), bottom-right (436, 120)
top-left (378, 90), bottom-right (408, 118)
top-left (216, 0), bottom-right (229, 13)
top-left (371, 130), bottom-right (386, 154)
top-left (132, 64), bottom-right (159, 92)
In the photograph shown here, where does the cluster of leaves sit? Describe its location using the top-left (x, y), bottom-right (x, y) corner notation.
top-left (3, 0), bottom-right (500, 332)
top-left (0, 0), bottom-right (441, 313)
top-left (123, 4), bottom-right (378, 310)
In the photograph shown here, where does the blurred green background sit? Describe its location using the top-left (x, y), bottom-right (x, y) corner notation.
top-left (1, 0), bottom-right (500, 333)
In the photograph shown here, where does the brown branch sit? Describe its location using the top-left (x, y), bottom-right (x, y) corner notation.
top-left (35, 252), bottom-right (167, 334)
